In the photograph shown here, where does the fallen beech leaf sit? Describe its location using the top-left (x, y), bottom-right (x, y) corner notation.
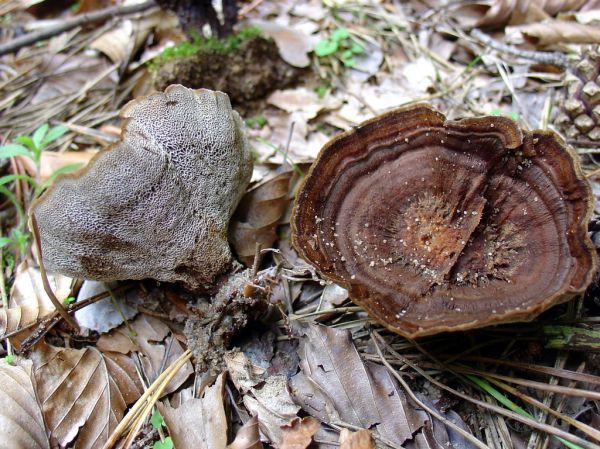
top-left (97, 315), bottom-right (193, 395)
top-left (227, 416), bottom-right (264, 449)
top-left (158, 373), bottom-right (228, 449)
top-left (0, 264), bottom-right (72, 345)
top-left (280, 417), bottom-right (320, 449)
top-left (290, 324), bottom-right (425, 447)
top-left (0, 360), bottom-right (49, 449)
top-left (227, 350), bottom-right (300, 446)
top-left (339, 429), bottom-right (374, 449)
top-left (251, 20), bottom-right (317, 68)
top-left (517, 19), bottom-right (600, 44)
top-left (31, 343), bottom-right (142, 449)
top-left (230, 171), bottom-right (294, 266)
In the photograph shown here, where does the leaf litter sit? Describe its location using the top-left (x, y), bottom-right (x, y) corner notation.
top-left (1, 0), bottom-right (600, 448)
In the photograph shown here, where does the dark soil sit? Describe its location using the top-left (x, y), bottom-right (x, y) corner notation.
top-left (153, 35), bottom-right (303, 111)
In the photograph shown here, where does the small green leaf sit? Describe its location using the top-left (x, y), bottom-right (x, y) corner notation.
top-left (0, 237), bottom-right (12, 248)
top-left (150, 409), bottom-right (165, 429)
top-left (490, 108), bottom-right (503, 116)
top-left (153, 437), bottom-right (173, 449)
top-left (350, 42), bottom-right (364, 54)
top-left (314, 85), bottom-right (328, 99)
top-left (0, 174), bottom-right (36, 187)
top-left (14, 136), bottom-right (35, 152)
top-left (245, 116), bottom-right (267, 129)
top-left (315, 39), bottom-right (338, 57)
top-left (32, 124), bottom-right (49, 151)
top-left (0, 144), bottom-right (32, 159)
top-left (331, 27), bottom-right (350, 42)
top-left (341, 55), bottom-right (357, 68)
top-left (42, 125), bottom-right (68, 148)
top-left (63, 296), bottom-right (76, 305)
top-left (507, 111), bottom-right (520, 121)
top-left (1, 355), bottom-right (14, 365)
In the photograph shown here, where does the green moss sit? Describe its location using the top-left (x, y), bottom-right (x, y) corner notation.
top-left (148, 26), bottom-right (263, 70)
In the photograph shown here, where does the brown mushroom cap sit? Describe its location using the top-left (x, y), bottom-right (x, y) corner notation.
top-left (291, 104), bottom-right (598, 338)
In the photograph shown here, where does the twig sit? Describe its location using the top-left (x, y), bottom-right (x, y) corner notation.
top-left (30, 213), bottom-right (79, 331)
top-left (470, 29), bottom-right (568, 67)
top-left (0, 1), bottom-right (157, 56)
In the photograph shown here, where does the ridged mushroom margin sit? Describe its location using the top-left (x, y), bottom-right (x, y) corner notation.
top-left (291, 104), bottom-right (598, 338)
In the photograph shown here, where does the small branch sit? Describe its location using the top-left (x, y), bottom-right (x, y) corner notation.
top-left (0, 1), bottom-right (157, 57)
top-left (470, 29), bottom-right (568, 67)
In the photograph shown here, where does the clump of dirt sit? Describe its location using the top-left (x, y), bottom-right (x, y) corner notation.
top-left (184, 267), bottom-right (276, 375)
top-left (152, 34), bottom-right (303, 110)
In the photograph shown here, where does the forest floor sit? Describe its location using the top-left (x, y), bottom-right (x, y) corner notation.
top-left (0, 1), bottom-right (600, 449)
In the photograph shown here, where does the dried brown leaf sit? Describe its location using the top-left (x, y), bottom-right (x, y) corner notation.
top-left (97, 315), bottom-right (193, 395)
top-left (290, 324), bottom-right (425, 447)
top-left (461, 0), bottom-right (598, 27)
top-left (31, 343), bottom-right (142, 449)
top-left (0, 360), bottom-right (50, 449)
top-left (280, 417), bottom-right (320, 449)
top-left (268, 88), bottom-right (343, 121)
top-left (1, 265), bottom-right (72, 345)
top-left (158, 373), bottom-right (228, 449)
top-left (339, 429), bottom-right (374, 449)
top-left (29, 53), bottom-right (116, 105)
top-left (226, 350), bottom-right (300, 446)
top-left (517, 19), bottom-right (600, 44)
top-left (250, 20), bottom-right (317, 68)
top-left (90, 9), bottom-right (171, 66)
top-left (230, 171), bottom-right (293, 266)
top-left (227, 416), bottom-right (264, 449)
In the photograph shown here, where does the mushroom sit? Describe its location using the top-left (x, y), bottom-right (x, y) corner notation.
top-left (291, 104), bottom-right (598, 338)
top-left (31, 85), bottom-right (252, 291)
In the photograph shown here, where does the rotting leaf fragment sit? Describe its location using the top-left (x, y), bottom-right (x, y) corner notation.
top-left (292, 104), bottom-right (598, 338)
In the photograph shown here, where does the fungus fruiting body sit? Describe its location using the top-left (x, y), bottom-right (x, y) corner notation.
top-left (292, 104), bottom-right (598, 338)
top-left (32, 85), bottom-right (252, 290)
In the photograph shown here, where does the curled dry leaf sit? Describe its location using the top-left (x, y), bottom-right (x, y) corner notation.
top-left (339, 429), bottom-right (375, 449)
top-left (280, 417), bottom-right (321, 449)
top-left (230, 171), bottom-right (294, 266)
top-left (30, 343), bottom-right (143, 449)
top-left (226, 350), bottom-right (300, 446)
top-left (90, 8), bottom-right (175, 66)
top-left (0, 265), bottom-right (71, 345)
top-left (516, 20), bottom-right (600, 45)
top-left (250, 20), bottom-right (317, 68)
top-left (227, 416), bottom-right (264, 449)
top-left (290, 324), bottom-right (425, 447)
top-left (158, 373), bottom-right (228, 449)
top-left (0, 360), bottom-right (49, 449)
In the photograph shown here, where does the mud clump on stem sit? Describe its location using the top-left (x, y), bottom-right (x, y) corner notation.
top-left (152, 32), bottom-right (302, 109)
